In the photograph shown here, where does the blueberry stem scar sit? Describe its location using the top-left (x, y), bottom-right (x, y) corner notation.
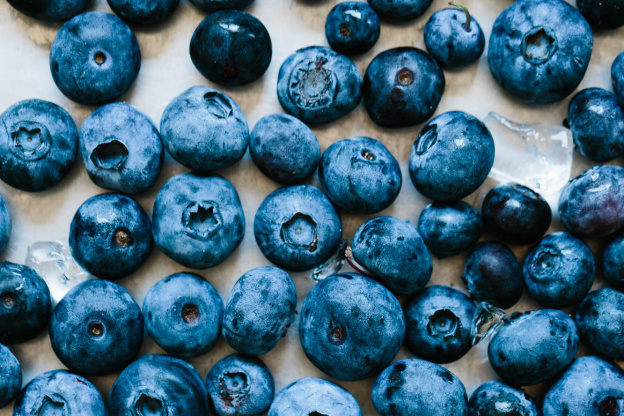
top-left (449, 1), bottom-right (471, 31)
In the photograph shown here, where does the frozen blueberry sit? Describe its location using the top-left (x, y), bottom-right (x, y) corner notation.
top-left (468, 380), bottom-right (539, 416)
top-left (488, 0), bottom-right (593, 104)
top-left (603, 231), bottom-right (624, 291)
top-left (277, 46), bottom-right (362, 124)
top-left (409, 111), bottom-right (495, 201)
top-left (254, 185), bottom-right (341, 271)
top-left (80, 102), bottom-right (164, 195)
top-left (49, 279), bottom-right (144, 376)
top-left (0, 99), bottom-right (78, 192)
top-left (190, 10), bottom-right (271, 86)
top-left (108, 354), bottom-right (209, 416)
top-left (160, 86), bottom-right (249, 171)
top-left (488, 309), bottom-right (579, 386)
top-left (418, 201), bottom-right (483, 258)
top-left (0, 195), bottom-right (10, 255)
top-left (325, 2), bottom-right (380, 56)
top-left (367, 0), bottom-right (433, 21)
top-left (206, 354), bottom-right (274, 416)
top-left (352, 216), bottom-right (432, 296)
top-left (249, 113), bottom-right (320, 185)
top-left (575, 288), bottom-right (624, 361)
top-left (0, 262), bottom-right (51, 345)
top-left (613, 51), bottom-right (624, 107)
top-left (318, 137), bottom-right (402, 213)
top-left (152, 173), bottom-right (245, 269)
top-left (6, 0), bottom-right (91, 21)
top-left (143, 272), bottom-right (224, 358)
top-left (190, 0), bottom-right (254, 13)
top-left (0, 343), bottom-right (21, 408)
top-left (222, 266), bottom-right (296, 355)
top-left (363, 47), bottom-right (444, 128)
top-left (50, 12), bottom-right (141, 105)
top-left (268, 378), bottom-right (362, 416)
top-left (107, 0), bottom-right (180, 25)
top-left (577, 0), bottom-right (624, 29)
top-left (372, 359), bottom-right (468, 416)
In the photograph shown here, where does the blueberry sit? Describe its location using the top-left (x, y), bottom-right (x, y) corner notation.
top-left (79, 102), bottom-right (164, 195)
top-left (325, 2), bottom-right (380, 56)
top-left (143, 272), bottom-right (224, 358)
top-left (50, 12), bottom-right (141, 105)
top-left (6, 0), bottom-right (91, 21)
top-left (363, 47), bottom-right (445, 128)
top-left (468, 380), bottom-right (539, 416)
top-left (190, 0), bottom-right (254, 13)
top-left (108, 354), bottom-right (210, 415)
top-left (0, 262), bottom-right (51, 345)
top-left (300, 273), bottom-right (404, 381)
top-left (488, 309), bottom-right (579, 386)
top-left (603, 231), bottom-right (624, 291)
top-left (612, 51), bottom-right (624, 107)
top-left (206, 353), bottom-right (275, 416)
top-left (577, 0), bottom-right (624, 29)
top-left (488, 0), bottom-right (593, 104)
top-left (0, 99), bottom-right (78, 192)
top-left (575, 288), bottom-right (624, 361)
top-left (107, 0), bottom-right (180, 25)
top-left (0, 343), bottom-right (21, 408)
top-left (559, 165), bottom-right (624, 237)
top-left (249, 113), bottom-right (320, 185)
top-left (417, 201), bottom-right (483, 258)
top-left (49, 279), bottom-right (143, 376)
top-left (352, 216), bottom-right (432, 296)
top-left (268, 378), bottom-right (362, 416)
top-left (190, 10), bottom-right (272, 86)
top-left (277, 46), bottom-right (362, 124)
top-left (160, 86), bottom-right (249, 171)
top-left (254, 185), bottom-right (341, 271)
top-left (222, 266), bottom-right (296, 355)
top-left (0, 195), bottom-right (10, 255)
top-left (318, 137), bottom-right (402, 214)
top-left (482, 183), bottom-right (552, 245)
top-left (409, 111), bottom-right (495, 201)
top-left (367, 0), bottom-right (434, 21)
top-left (152, 173), bottom-right (245, 269)
top-left (372, 358), bottom-right (468, 416)
top-left (462, 241), bottom-right (524, 309)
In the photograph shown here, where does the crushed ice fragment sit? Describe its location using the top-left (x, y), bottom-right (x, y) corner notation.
top-left (311, 240), bottom-right (348, 281)
top-left (471, 301), bottom-right (506, 345)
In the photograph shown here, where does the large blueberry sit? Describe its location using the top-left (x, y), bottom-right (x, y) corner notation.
top-left (367, 0), bottom-right (433, 21)
top-left (50, 12), bottom-right (141, 105)
top-left (363, 47), bottom-right (444, 128)
top-left (0, 99), bottom-right (78, 192)
top-left (152, 173), bottom-right (245, 269)
top-left (190, 0), bottom-right (254, 13)
top-left (143, 272), bottom-right (224, 358)
top-left (160, 86), bottom-right (249, 171)
top-left (107, 0), bottom-right (180, 25)
top-left (0, 343), bottom-right (20, 408)
top-left (49, 279), bottom-right (144, 376)
top-left (0, 195), bottom-right (10, 256)
top-left (277, 46), bottom-right (362, 124)
top-left (222, 266), bottom-right (296, 355)
top-left (603, 231), bottom-right (624, 291)
top-left (468, 380), bottom-right (539, 416)
top-left (488, 0), bottom-right (593, 104)
top-left (268, 378), bottom-right (362, 416)
top-left (577, 0), bottom-right (624, 29)
top-left (613, 51), bottom-right (624, 107)
top-left (575, 288), bottom-right (624, 361)
top-left (0, 262), bottom-right (51, 345)
top-left (325, 2), bottom-right (380, 56)
top-left (488, 309), bottom-right (579, 386)
top-left (6, 0), bottom-right (90, 21)
top-left (409, 111), bottom-right (495, 201)
top-left (318, 137), bottom-right (402, 213)
top-left (254, 185), bottom-right (341, 271)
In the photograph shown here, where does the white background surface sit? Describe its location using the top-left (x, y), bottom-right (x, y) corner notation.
top-left (0, 0), bottom-right (623, 414)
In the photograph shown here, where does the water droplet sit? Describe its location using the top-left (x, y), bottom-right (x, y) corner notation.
top-left (471, 302), bottom-right (506, 345)
top-left (310, 240), bottom-right (347, 281)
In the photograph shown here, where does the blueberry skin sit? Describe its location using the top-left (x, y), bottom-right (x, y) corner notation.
top-left (468, 380), bottom-right (539, 416)
top-left (222, 266), bottom-right (296, 355)
top-left (249, 113), bottom-right (320, 185)
top-left (488, 309), bottom-right (579, 386)
top-left (276, 46), bottom-right (363, 124)
top-left (603, 231), bottom-right (624, 291)
top-left (0, 99), bottom-right (78, 192)
top-left (325, 2), bottom-right (380, 56)
top-left (409, 111), bottom-right (495, 201)
top-left (577, 0), bottom-right (624, 29)
top-left (559, 165), bottom-right (624, 237)
top-left (363, 47), bottom-right (445, 128)
top-left (143, 272), bottom-right (224, 358)
top-left (575, 288), bottom-right (624, 361)
top-left (424, 8), bottom-right (485, 68)
top-left (542, 356), bottom-right (624, 416)
top-left (612, 51), bottom-right (624, 107)
top-left (107, 0), bottom-right (180, 25)
top-left (50, 12), bottom-right (141, 105)
top-left (488, 0), bottom-right (593, 104)
top-left (13, 370), bottom-right (105, 416)
top-left (352, 216), bottom-right (432, 296)
top-left (206, 354), bottom-right (275, 416)
top-left (372, 359), bottom-right (468, 416)
top-left (108, 354), bottom-right (210, 416)
top-left (300, 273), bottom-right (405, 381)
top-left (190, 0), bottom-right (253, 13)
top-left (160, 86), bottom-right (249, 171)
top-left (80, 102), bottom-right (164, 195)
top-left (49, 279), bottom-right (144, 376)
top-left (152, 173), bottom-right (245, 269)
top-left (0, 195), bottom-right (10, 255)
top-left (367, 0), bottom-right (434, 21)
top-left (0, 343), bottom-right (21, 408)
top-left (254, 185), bottom-right (342, 271)
top-left (418, 201), bottom-right (483, 258)
top-left (0, 262), bottom-right (51, 345)
top-left (6, 0), bottom-right (91, 21)
top-left (318, 137), bottom-right (402, 214)
top-left (482, 183), bottom-right (552, 245)
top-left (190, 10), bottom-right (272, 86)
top-left (268, 378), bottom-right (362, 416)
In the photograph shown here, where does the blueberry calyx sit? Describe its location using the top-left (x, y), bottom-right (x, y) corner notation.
top-left (528, 248), bottom-right (561, 281)
top-left (2, 292), bottom-right (15, 309)
top-left (327, 319), bottom-right (347, 345)
top-left (10, 121), bottom-right (52, 160)
top-left (181, 303), bottom-right (200, 324)
top-left (415, 123), bottom-right (438, 155)
top-left (113, 227), bottom-right (134, 247)
top-left (522, 27), bottom-right (558, 65)
top-left (135, 392), bottom-right (166, 416)
top-left (397, 68), bottom-right (414, 86)
top-left (39, 394), bottom-right (66, 416)
top-left (91, 140), bottom-right (129, 171)
top-left (88, 321), bottom-right (105, 338)
top-left (182, 201), bottom-right (222, 240)
top-left (281, 213), bottom-right (318, 251)
top-left (219, 371), bottom-right (250, 400)
top-left (427, 309), bottom-right (460, 338)
top-left (449, 1), bottom-right (471, 31)
top-left (94, 51), bottom-right (106, 65)
top-left (203, 92), bottom-right (233, 120)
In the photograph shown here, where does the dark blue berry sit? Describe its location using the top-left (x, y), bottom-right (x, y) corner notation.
top-left (325, 2), bottom-right (380, 56)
